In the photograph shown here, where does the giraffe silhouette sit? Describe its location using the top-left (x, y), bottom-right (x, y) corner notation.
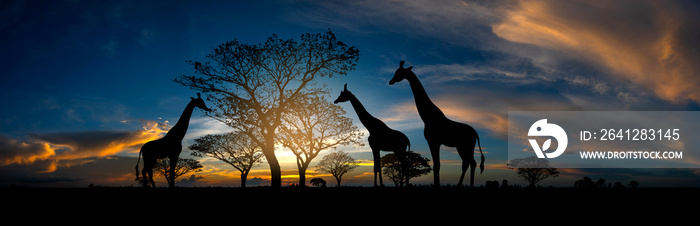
top-left (389, 61), bottom-right (484, 187)
top-left (334, 84), bottom-right (410, 187)
top-left (135, 93), bottom-right (210, 188)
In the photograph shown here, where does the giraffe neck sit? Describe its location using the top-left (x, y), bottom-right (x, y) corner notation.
top-left (165, 100), bottom-right (196, 141)
top-left (405, 71), bottom-right (446, 123)
top-left (349, 94), bottom-right (386, 132)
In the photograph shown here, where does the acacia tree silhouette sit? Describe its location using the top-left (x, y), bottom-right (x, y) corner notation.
top-left (278, 95), bottom-right (363, 187)
top-left (315, 151), bottom-right (360, 187)
top-left (309, 178), bottom-right (327, 188)
top-left (381, 151), bottom-right (431, 187)
top-left (154, 158), bottom-right (203, 187)
top-left (509, 156), bottom-right (559, 188)
top-left (189, 132), bottom-right (265, 188)
top-left (174, 30), bottom-right (359, 189)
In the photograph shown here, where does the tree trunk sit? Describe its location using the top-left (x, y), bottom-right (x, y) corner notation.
top-left (298, 163), bottom-right (308, 187)
top-left (264, 150), bottom-right (281, 189)
top-left (334, 175), bottom-right (342, 187)
top-left (240, 172), bottom-right (248, 188)
top-left (263, 135), bottom-right (281, 189)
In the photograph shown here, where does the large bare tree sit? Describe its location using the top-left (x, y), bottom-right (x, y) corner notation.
top-left (174, 30), bottom-right (359, 189)
top-left (278, 95), bottom-right (363, 187)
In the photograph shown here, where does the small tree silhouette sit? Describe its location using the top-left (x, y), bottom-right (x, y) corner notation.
top-left (613, 181), bottom-right (625, 188)
top-left (509, 156), bottom-right (559, 188)
top-left (153, 158), bottom-right (203, 187)
top-left (574, 176), bottom-right (596, 189)
top-left (189, 132), bottom-right (265, 188)
top-left (596, 178), bottom-right (607, 188)
top-left (315, 151), bottom-right (359, 187)
top-left (278, 95), bottom-right (363, 187)
top-left (380, 151), bottom-right (431, 187)
top-left (628, 180), bottom-right (639, 188)
top-left (310, 178), bottom-right (327, 188)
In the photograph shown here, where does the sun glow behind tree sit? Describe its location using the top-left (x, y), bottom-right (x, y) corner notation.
top-left (174, 30), bottom-right (360, 189)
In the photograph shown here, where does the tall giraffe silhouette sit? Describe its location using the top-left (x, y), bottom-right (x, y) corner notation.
top-left (135, 93), bottom-right (210, 188)
top-left (389, 61), bottom-right (484, 187)
top-left (334, 84), bottom-right (410, 186)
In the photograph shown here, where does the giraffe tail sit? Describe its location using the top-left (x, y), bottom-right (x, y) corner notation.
top-left (477, 133), bottom-right (485, 174)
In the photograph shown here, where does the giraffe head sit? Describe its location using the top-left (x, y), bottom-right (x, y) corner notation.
top-left (190, 93), bottom-right (211, 112)
top-left (333, 84), bottom-right (353, 104)
top-left (389, 60), bottom-right (413, 85)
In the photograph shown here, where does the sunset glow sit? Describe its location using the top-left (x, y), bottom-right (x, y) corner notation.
top-left (3, 0), bottom-right (700, 188)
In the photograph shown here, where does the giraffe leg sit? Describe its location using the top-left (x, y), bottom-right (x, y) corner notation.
top-left (147, 168), bottom-right (155, 188)
top-left (372, 148), bottom-right (382, 187)
top-left (141, 168), bottom-right (148, 187)
top-left (469, 156), bottom-right (477, 188)
top-left (468, 139), bottom-right (478, 188)
top-left (142, 157), bottom-right (156, 188)
top-left (458, 160), bottom-right (467, 187)
top-left (428, 141), bottom-right (441, 187)
top-left (457, 142), bottom-right (477, 187)
top-left (457, 145), bottom-right (469, 187)
top-left (169, 157), bottom-right (177, 188)
top-left (397, 151), bottom-right (409, 187)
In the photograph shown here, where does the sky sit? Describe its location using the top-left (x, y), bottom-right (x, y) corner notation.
top-left (2, 0), bottom-right (700, 188)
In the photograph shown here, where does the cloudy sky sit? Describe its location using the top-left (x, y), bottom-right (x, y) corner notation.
top-left (2, 0), bottom-right (700, 188)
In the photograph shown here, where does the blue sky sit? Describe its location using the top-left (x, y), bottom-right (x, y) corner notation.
top-left (2, 0), bottom-right (700, 188)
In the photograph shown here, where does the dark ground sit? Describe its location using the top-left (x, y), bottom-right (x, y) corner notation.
top-left (5, 185), bottom-right (694, 204)
top-left (3, 185), bottom-right (696, 220)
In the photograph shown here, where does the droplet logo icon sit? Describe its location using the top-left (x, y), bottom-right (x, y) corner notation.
top-left (528, 119), bottom-right (568, 158)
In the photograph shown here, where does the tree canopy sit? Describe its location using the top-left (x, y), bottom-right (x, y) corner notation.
top-left (279, 95), bottom-right (363, 186)
top-left (381, 151), bottom-right (431, 187)
top-left (189, 132), bottom-right (265, 187)
top-left (174, 30), bottom-right (359, 189)
top-left (154, 158), bottom-right (203, 187)
top-left (509, 156), bottom-right (560, 188)
top-left (315, 151), bottom-right (360, 187)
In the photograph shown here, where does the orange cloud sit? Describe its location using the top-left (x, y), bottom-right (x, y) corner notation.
top-left (0, 120), bottom-right (169, 172)
top-left (0, 136), bottom-right (56, 165)
top-left (493, 0), bottom-right (700, 104)
top-left (382, 98), bottom-right (508, 140)
top-left (434, 99), bottom-right (509, 139)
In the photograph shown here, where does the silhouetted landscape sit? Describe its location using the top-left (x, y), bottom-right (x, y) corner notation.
top-left (4, 1), bottom-right (700, 195)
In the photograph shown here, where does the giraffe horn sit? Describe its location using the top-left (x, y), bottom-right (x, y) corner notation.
top-left (400, 60), bottom-right (405, 68)
top-left (197, 93), bottom-right (201, 98)
top-left (344, 83), bottom-right (347, 91)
